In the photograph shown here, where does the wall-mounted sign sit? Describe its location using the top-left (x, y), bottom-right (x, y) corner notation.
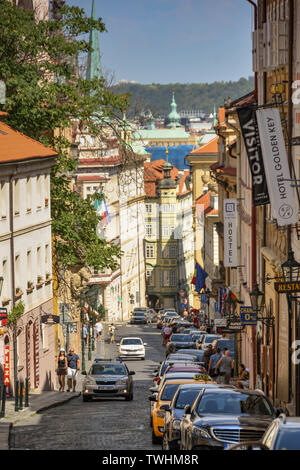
top-left (224, 199), bottom-right (237, 267)
top-left (256, 108), bottom-right (298, 226)
top-left (291, 136), bottom-right (300, 146)
top-left (274, 281), bottom-right (300, 293)
top-left (240, 306), bottom-right (257, 325)
top-left (41, 314), bottom-right (60, 324)
top-left (0, 308), bottom-right (7, 327)
top-left (237, 106), bottom-right (270, 206)
top-left (4, 345), bottom-right (10, 395)
top-left (225, 321), bottom-right (244, 331)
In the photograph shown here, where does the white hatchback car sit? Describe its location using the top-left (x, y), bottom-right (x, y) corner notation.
top-left (118, 337), bottom-right (147, 360)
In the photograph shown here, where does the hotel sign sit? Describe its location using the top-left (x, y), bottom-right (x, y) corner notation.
top-left (224, 199), bottom-right (237, 267)
top-left (274, 281), bottom-right (300, 293)
top-left (256, 108), bottom-right (298, 226)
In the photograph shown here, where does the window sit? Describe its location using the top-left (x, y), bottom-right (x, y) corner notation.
top-left (14, 179), bottom-right (20, 214)
top-left (145, 245), bottom-right (154, 258)
top-left (15, 255), bottom-right (20, 289)
top-left (169, 245), bottom-right (177, 258)
top-left (162, 226), bottom-right (170, 237)
top-left (169, 270), bottom-right (177, 286)
top-left (162, 246), bottom-right (169, 258)
top-left (0, 182), bottom-right (7, 218)
top-left (145, 224), bottom-right (154, 236)
top-left (26, 178), bottom-right (31, 211)
top-left (27, 251), bottom-right (32, 283)
top-left (146, 270), bottom-right (154, 286)
top-left (145, 203), bottom-right (153, 214)
top-left (2, 260), bottom-right (8, 298)
top-left (36, 176), bottom-right (42, 208)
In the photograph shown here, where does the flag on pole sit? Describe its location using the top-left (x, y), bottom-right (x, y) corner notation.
top-left (191, 262), bottom-right (208, 293)
top-left (94, 190), bottom-right (111, 225)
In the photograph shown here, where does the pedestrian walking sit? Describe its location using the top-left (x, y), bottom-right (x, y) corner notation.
top-left (215, 350), bottom-right (234, 385)
top-left (203, 344), bottom-right (214, 370)
top-left (67, 348), bottom-right (80, 392)
top-left (208, 347), bottom-right (221, 378)
top-left (81, 323), bottom-right (88, 347)
top-left (56, 348), bottom-right (68, 392)
top-left (163, 325), bottom-right (171, 346)
top-left (94, 319), bottom-right (103, 341)
top-left (108, 323), bottom-right (116, 344)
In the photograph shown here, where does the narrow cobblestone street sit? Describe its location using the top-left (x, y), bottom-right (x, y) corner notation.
top-left (9, 323), bottom-right (164, 450)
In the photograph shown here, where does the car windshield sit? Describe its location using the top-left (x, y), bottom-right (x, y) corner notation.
top-left (161, 384), bottom-right (180, 401)
top-left (133, 312), bottom-right (146, 317)
top-left (90, 364), bottom-right (127, 376)
top-left (121, 339), bottom-right (142, 345)
top-left (172, 335), bottom-right (191, 341)
top-left (178, 350), bottom-right (204, 360)
top-left (191, 333), bottom-right (202, 339)
top-left (274, 429), bottom-right (300, 450)
top-left (175, 389), bottom-right (202, 409)
top-left (196, 392), bottom-right (273, 416)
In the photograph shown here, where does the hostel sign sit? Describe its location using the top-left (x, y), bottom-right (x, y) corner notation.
top-left (274, 281), bottom-right (300, 293)
top-left (224, 199), bottom-right (237, 267)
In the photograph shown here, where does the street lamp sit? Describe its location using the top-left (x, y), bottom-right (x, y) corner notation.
top-left (250, 283), bottom-right (264, 314)
top-left (281, 249), bottom-right (300, 283)
top-left (80, 290), bottom-right (86, 372)
top-left (204, 288), bottom-right (212, 327)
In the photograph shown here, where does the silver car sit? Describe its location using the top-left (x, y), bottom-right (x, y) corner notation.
top-left (81, 359), bottom-right (135, 402)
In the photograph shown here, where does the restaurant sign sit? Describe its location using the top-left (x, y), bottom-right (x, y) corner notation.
top-left (274, 281), bottom-right (300, 293)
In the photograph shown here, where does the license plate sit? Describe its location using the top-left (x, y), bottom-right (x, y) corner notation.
top-left (98, 385), bottom-right (114, 390)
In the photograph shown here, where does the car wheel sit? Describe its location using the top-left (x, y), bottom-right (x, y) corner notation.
top-left (152, 430), bottom-right (161, 445)
top-left (125, 392), bottom-right (133, 401)
top-left (82, 395), bottom-right (92, 402)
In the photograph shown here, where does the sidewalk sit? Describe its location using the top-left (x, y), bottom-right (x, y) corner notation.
top-left (0, 322), bottom-right (118, 450)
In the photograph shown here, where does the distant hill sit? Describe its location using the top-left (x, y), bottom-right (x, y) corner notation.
top-left (112, 77), bottom-right (254, 118)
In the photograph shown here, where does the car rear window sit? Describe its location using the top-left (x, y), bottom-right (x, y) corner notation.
top-left (122, 339), bottom-right (142, 345)
top-left (134, 312), bottom-right (146, 316)
top-left (90, 364), bottom-right (127, 376)
top-left (171, 335), bottom-right (191, 341)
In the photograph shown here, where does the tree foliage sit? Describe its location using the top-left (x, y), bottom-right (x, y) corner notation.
top-left (0, 0), bottom-right (128, 276)
top-left (112, 78), bottom-right (254, 118)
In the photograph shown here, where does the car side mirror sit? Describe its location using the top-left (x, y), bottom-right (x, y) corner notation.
top-left (160, 404), bottom-right (170, 412)
top-left (149, 395), bottom-right (157, 402)
top-left (81, 371), bottom-right (87, 375)
top-left (184, 404), bottom-right (191, 415)
top-left (129, 371), bottom-right (135, 375)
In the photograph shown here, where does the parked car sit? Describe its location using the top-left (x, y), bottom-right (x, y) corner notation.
top-left (167, 353), bottom-right (199, 363)
top-left (180, 387), bottom-right (279, 450)
top-left (81, 358), bottom-right (135, 402)
top-left (118, 337), bottom-right (146, 360)
top-left (176, 349), bottom-right (205, 364)
top-left (168, 334), bottom-right (197, 350)
top-left (162, 383), bottom-right (219, 449)
top-left (130, 311), bottom-right (148, 325)
top-left (199, 334), bottom-right (222, 350)
top-left (153, 360), bottom-right (198, 386)
top-left (212, 338), bottom-right (235, 356)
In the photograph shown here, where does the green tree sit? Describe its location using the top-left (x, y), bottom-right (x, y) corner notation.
top-left (0, 0), bottom-right (128, 277)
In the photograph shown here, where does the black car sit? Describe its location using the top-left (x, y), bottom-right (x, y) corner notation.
top-left (180, 387), bottom-right (279, 450)
top-left (168, 334), bottom-right (197, 350)
top-left (259, 415), bottom-right (300, 450)
top-left (162, 383), bottom-right (220, 450)
top-left (130, 311), bottom-right (147, 324)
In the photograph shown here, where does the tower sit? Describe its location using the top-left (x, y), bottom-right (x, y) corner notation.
top-left (86, 0), bottom-right (102, 82)
top-left (167, 93), bottom-right (181, 128)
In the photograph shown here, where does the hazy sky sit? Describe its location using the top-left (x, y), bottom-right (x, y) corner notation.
top-left (68, 0), bottom-right (254, 85)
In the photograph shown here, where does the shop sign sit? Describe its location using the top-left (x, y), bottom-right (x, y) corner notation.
top-left (41, 314), bottom-right (60, 324)
top-left (4, 345), bottom-right (10, 395)
top-left (240, 306), bottom-right (257, 325)
top-left (225, 321), bottom-right (244, 331)
top-left (33, 319), bottom-right (40, 388)
top-left (274, 281), bottom-right (300, 293)
top-left (0, 308), bottom-right (7, 327)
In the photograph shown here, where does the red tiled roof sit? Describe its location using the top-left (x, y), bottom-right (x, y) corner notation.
top-left (206, 208), bottom-right (218, 216)
top-left (0, 121), bottom-right (57, 164)
top-left (177, 170), bottom-right (191, 196)
top-left (190, 136), bottom-right (219, 155)
top-left (144, 159), bottom-right (179, 197)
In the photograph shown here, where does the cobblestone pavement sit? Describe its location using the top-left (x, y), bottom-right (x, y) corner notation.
top-left (9, 322), bottom-right (165, 450)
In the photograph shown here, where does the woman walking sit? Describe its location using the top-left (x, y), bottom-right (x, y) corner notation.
top-left (56, 348), bottom-right (68, 392)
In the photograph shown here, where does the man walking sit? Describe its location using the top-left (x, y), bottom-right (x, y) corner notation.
top-left (108, 323), bottom-right (116, 344)
top-left (215, 350), bottom-right (234, 385)
top-left (94, 319), bottom-right (103, 341)
top-left (208, 347), bottom-right (221, 378)
top-left (67, 348), bottom-right (80, 392)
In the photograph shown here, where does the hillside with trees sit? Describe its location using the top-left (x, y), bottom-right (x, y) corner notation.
top-left (112, 77), bottom-right (254, 118)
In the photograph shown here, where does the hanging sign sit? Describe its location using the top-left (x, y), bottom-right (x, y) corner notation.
top-left (4, 345), bottom-right (10, 395)
top-left (240, 306), bottom-right (257, 325)
top-left (237, 106), bottom-right (270, 206)
top-left (224, 199), bottom-right (237, 267)
top-left (0, 308), bottom-right (7, 327)
top-left (274, 281), bottom-right (300, 293)
top-left (256, 108), bottom-right (298, 226)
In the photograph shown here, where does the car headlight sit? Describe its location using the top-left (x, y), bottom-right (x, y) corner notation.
top-left (192, 427), bottom-right (211, 439)
top-left (116, 379), bottom-right (127, 386)
top-left (85, 379), bottom-right (96, 385)
top-left (172, 419), bottom-right (181, 430)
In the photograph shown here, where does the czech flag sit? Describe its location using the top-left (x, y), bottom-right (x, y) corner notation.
top-left (94, 190), bottom-right (111, 226)
top-left (191, 262), bottom-right (208, 293)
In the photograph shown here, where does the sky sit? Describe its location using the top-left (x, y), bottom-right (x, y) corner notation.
top-left (67, 0), bottom-right (254, 85)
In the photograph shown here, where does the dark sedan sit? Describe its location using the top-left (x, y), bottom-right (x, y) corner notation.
top-left (162, 383), bottom-right (219, 449)
top-left (168, 334), bottom-right (197, 350)
top-left (180, 387), bottom-right (279, 450)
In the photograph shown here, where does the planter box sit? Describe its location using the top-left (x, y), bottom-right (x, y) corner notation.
top-left (15, 291), bottom-right (23, 299)
top-left (26, 287), bottom-right (34, 294)
top-left (36, 282), bottom-right (44, 289)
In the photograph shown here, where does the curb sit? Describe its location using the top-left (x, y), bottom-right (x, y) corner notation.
top-left (35, 392), bottom-right (81, 414)
top-left (0, 422), bottom-right (12, 450)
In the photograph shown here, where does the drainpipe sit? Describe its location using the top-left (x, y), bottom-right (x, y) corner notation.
top-left (9, 172), bottom-right (17, 394)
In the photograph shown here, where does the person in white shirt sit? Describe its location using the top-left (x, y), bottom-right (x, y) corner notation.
top-left (94, 320), bottom-right (103, 341)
